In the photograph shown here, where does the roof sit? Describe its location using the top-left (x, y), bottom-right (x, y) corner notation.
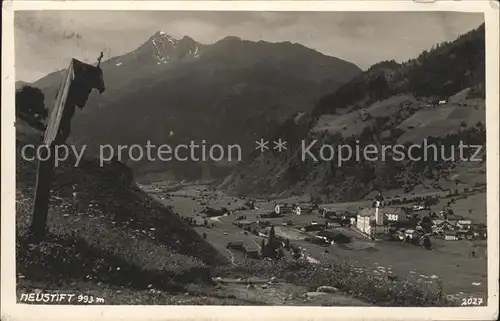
top-left (276, 203), bottom-right (294, 208)
top-left (237, 220), bottom-right (255, 225)
top-left (358, 208), bottom-right (374, 217)
top-left (44, 59), bottom-right (104, 145)
top-left (317, 230), bottom-right (351, 240)
top-left (447, 215), bottom-right (465, 221)
top-left (260, 227), bottom-right (272, 233)
top-left (358, 207), bottom-right (403, 217)
top-left (437, 220), bottom-right (454, 226)
top-left (317, 230), bottom-right (336, 237)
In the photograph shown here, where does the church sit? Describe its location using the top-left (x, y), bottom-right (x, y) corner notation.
top-left (356, 192), bottom-right (403, 238)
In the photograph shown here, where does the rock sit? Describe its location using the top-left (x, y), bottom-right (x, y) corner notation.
top-left (316, 286), bottom-right (339, 293)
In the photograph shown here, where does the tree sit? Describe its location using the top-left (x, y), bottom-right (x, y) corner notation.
top-left (422, 236), bottom-right (432, 250)
top-left (421, 217), bottom-right (433, 234)
top-left (284, 239), bottom-right (290, 250)
top-left (16, 85), bottom-right (48, 130)
top-left (292, 247), bottom-right (301, 260)
top-left (421, 216), bottom-right (432, 225)
top-left (16, 85), bottom-right (48, 120)
top-left (268, 225), bottom-right (277, 248)
top-left (260, 239), bottom-right (267, 257)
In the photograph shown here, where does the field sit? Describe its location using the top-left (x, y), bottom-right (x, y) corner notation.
top-left (312, 94), bottom-right (420, 137)
top-left (310, 92), bottom-right (485, 146)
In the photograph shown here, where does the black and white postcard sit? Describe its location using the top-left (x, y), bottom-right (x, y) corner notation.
top-left (2, 1), bottom-right (499, 320)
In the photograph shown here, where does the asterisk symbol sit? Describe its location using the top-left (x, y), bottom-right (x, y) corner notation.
top-left (255, 139), bottom-right (269, 153)
top-left (273, 139), bottom-right (287, 152)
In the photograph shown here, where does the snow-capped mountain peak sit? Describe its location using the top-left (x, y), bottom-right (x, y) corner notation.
top-left (140, 31), bottom-right (202, 65)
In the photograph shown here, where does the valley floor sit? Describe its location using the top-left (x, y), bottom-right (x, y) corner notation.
top-left (142, 182), bottom-right (487, 301)
top-left (15, 148), bottom-right (485, 306)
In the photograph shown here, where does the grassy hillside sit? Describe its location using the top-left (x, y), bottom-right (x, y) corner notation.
top-left (15, 123), bottom-right (229, 301)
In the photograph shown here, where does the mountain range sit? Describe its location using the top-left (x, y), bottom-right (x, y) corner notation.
top-left (17, 24), bottom-right (486, 201)
top-left (220, 23), bottom-right (486, 201)
top-left (20, 31), bottom-right (361, 179)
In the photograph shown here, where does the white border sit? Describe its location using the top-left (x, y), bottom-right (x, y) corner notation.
top-left (2, 1), bottom-right (499, 321)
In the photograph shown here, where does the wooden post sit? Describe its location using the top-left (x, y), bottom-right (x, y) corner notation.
top-left (30, 144), bottom-right (56, 239)
top-left (97, 52), bottom-right (104, 67)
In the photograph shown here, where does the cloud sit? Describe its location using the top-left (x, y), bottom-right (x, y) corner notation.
top-left (14, 11), bottom-right (484, 82)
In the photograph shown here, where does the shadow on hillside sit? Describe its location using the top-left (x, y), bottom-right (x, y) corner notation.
top-left (16, 232), bottom-right (213, 292)
top-left (16, 134), bottom-right (227, 267)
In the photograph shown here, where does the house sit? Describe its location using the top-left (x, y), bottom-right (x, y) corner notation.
top-left (444, 231), bottom-right (459, 241)
top-left (301, 224), bottom-right (326, 232)
top-left (327, 222), bottom-right (341, 228)
top-left (404, 229), bottom-right (416, 240)
top-left (390, 220), bottom-right (416, 230)
top-left (356, 208), bottom-right (373, 235)
top-left (310, 236), bottom-right (330, 246)
top-left (296, 203), bottom-right (316, 214)
top-left (244, 248), bottom-right (260, 259)
top-left (447, 215), bottom-right (465, 222)
top-left (432, 219), bottom-right (445, 226)
top-left (472, 228), bottom-right (487, 240)
top-left (258, 227), bottom-right (271, 237)
top-left (371, 224), bottom-right (391, 236)
top-left (316, 230), bottom-right (352, 244)
top-left (227, 241), bottom-right (245, 250)
top-left (274, 204), bottom-right (294, 215)
top-left (457, 229), bottom-right (474, 240)
top-left (436, 220), bottom-right (455, 231)
top-left (395, 230), bottom-right (406, 241)
top-left (320, 209), bottom-right (337, 219)
top-left (432, 226), bottom-right (445, 236)
top-left (412, 205), bottom-right (425, 211)
top-left (260, 211), bottom-right (282, 218)
top-left (384, 207), bottom-right (404, 222)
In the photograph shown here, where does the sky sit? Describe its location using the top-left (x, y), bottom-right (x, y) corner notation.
top-left (14, 11), bottom-right (484, 83)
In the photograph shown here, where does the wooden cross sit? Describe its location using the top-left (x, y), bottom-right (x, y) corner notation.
top-left (30, 57), bottom-right (105, 240)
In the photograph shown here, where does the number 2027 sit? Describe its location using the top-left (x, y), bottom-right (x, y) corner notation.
top-left (461, 297), bottom-right (484, 306)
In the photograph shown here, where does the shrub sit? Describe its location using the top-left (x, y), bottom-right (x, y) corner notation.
top-left (215, 259), bottom-right (453, 307)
